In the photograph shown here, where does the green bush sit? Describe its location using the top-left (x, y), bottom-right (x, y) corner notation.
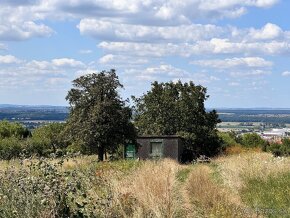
top-left (218, 131), bottom-right (240, 149)
top-left (0, 121), bottom-right (30, 139)
top-left (0, 158), bottom-right (131, 217)
top-left (0, 137), bottom-right (23, 160)
top-left (238, 133), bottom-right (267, 148)
top-left (267, 138), bottom-right (290, 157)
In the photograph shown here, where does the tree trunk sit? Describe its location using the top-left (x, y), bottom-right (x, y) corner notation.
top-left (98, 146), bottom-right (104, 161)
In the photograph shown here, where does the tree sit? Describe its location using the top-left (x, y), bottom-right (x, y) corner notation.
top-left (0, 121), bottom-right (30, 139)
top-left (133, 80), bottom-right (221, 161)
top-left (29, 123), bottom-right (67, 156)
top-left (65, 70), bottom-right (136, 161)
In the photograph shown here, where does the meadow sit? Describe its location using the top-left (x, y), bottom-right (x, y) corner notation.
top-left (0, 152), bottom-right (289, 218)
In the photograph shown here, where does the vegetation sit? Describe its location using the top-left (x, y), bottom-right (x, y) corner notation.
top-left (266, 138), bottom-right (290, 157)
top-left (0, 153), bottom-right (289, 217)
top-left (133, 81), bottom-right (221, 160)
top-left (1, 71), bottom-right (290, 217)
top-left (65, 70), bottom-right (136, 161)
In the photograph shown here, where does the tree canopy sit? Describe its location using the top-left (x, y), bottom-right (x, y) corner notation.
top-left (0, 120), bottom-right (30, 139)
top-left (133, 81), bottom-right (221, 160)
top-left (65, 70), bottom-right (136, 161)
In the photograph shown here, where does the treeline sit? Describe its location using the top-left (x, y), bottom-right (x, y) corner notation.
top-left (219, 131), bottom-right (290, 156)
top-left (0, 121), bottom-right (68, 160)
top-left (1, 70), bottom-right (289, 161)
top-left (0, 70), bottom-right (223, 161)
top-left (219, 114), bottom-right (290, 124)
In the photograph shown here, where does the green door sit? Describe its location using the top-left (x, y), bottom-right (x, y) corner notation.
top-left (125, 144), bottom-right (136, 159)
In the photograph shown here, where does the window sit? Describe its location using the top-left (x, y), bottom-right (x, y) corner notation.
top-left (150, 142), bottom-right (163, 158)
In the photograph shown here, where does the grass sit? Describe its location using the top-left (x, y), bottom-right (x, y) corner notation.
top-left (241, 172), bottom-right (290, 217)
top-left (0, 152), bottom-right (289, 217)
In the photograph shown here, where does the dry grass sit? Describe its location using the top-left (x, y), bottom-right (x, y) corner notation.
top-left (215, 152), bottom-right (290, 193)
top-left (183, 165), bottom-right (254, 218)
top-left (224, 145), bottom-right (262, 155)
top-left (1, 153), bottom-right (289, 217)
top-left (112, 159), bottom-right (185, 217)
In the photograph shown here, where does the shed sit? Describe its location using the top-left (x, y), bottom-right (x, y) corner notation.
top-left (135, 135), bottom-right (184, 162)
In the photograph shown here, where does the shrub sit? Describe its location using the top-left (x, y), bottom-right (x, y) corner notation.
top-left (238, 133), bottom-right (267, 148)
top-left (0, 121), bottom-right (30, 139)
top-left (0, 158), bottom-right (115, 217)
top-left (267, 138), bottom-right (290, 157)
top-left (0, 137), bottom-right (23, 160)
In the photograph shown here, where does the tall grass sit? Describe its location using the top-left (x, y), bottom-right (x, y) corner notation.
top-left (0, 153), bottom-right (289, 217)
top-left (184, 165), bottom-right (250, 217)
top-left (112, 159), bottom-right (185, 217)
top-left (241, 172), bottom-right (290, 218)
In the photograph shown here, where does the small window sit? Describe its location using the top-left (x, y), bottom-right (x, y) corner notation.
top-left (150, 142), bottom-right (163, 158)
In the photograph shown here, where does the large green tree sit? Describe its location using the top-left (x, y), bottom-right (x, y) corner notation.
top-left (133, 81), bottom-right (221, 160)
top-left (65, 70), bottom-right (136, 161)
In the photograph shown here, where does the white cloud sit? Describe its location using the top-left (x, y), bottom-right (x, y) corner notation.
top-left (78, 19), bottom-right (224, 42)
top-left (79, 49), bottom-right (93, 54)
top-left (56, 0), bottom-right (279, 23)
top-left (0, 44), bottom-right (7, 50)
top-left (98, 41), bottom-right (180, 57)
top-left (0, 55), bottom-right (22, 64)
top-left (192, 57), bottom-right (273, 69)
top-left (0, 21), bottom-right (54, 41)
top-left (98, 54), bottom-right (149, 67)
top-left (230, 70), bottom-right (271, 78)
top-left (124, 64), bottom-right (190, 81)
top-left (51, 58), bottom-right (85, 68)
top-left (248, 23), bottom-right (282, 40)
top-left (229, 82), bottom-right (240, 86)
top-left (99, 39), bottom-right (290, 57)
top-left (282, 71), bottom-right (290, 76)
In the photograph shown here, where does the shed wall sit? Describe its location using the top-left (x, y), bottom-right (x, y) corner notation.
top-left (136, 137), bottom-right (182, 161)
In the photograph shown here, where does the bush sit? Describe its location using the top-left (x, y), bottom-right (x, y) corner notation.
top-left (238, 133), bottom-right (267, 148)
top-left (218, 131), bottom-right (240, 148)
top-left (0, 121), bottom-right (30, 139)
top-left (0, 137), bottom-right (23, 160)
top-left (267, 138), bottom-right (290, 157)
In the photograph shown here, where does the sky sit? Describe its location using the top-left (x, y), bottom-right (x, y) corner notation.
top-left (0, 0), bottom-right (290, 108)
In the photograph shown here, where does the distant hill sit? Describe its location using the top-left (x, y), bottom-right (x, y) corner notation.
top-left (0, 104), bottom-right (69, 121)
top-left (214, 108), bottom-right (290, 124)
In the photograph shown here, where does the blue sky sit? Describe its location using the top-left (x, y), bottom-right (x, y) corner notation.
top-left (0, 0), bottom-right (290, 108)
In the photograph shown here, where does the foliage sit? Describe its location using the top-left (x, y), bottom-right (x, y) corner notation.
top-left (218, 131), bottom-right (240, 148)
top-left (237, 133), bottom-right (267, 148)
top-left (0, 137), bottom-right (23, 160)
top-left (267, 138), bottom-right (290, 157)
top-left (0, 120), bottom-right (30, 139)
top-left (0, 157), bottom-right (140, 217)
top-left (133, 80), bottom-right (221, 160)
top-left (30, 123), bottom-right (67, 154)
top-left (0, 157), bottom-right (114, 217)
top-left (65, 70), bottom-right (136, 161)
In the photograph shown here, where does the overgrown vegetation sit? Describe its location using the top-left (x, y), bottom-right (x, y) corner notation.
top-left (1, 153), bottom-right (289, 217)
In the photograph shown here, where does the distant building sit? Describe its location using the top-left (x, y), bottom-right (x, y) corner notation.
top-left (261, 128), bottom-right (290, 142)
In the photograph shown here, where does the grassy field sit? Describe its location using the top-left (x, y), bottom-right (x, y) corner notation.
top-left (0, 153), bottom-right (289, 217)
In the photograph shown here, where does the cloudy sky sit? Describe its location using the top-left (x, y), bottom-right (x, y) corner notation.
top-left (0, 0), bottom-right (290, 108)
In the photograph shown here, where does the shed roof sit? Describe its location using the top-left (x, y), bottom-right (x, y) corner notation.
top-left (137, 135), bottom-right (182, 139)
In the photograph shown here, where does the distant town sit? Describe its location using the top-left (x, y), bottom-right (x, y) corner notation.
top-left (1, 104), bottom-right (290, 142)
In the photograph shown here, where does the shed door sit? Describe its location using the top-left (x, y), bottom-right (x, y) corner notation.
top-left (151, 142), bottom-right (163, 158)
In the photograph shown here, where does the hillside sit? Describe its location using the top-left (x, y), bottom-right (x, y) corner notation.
top-left (0, 152), bottom-right (289, 217)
